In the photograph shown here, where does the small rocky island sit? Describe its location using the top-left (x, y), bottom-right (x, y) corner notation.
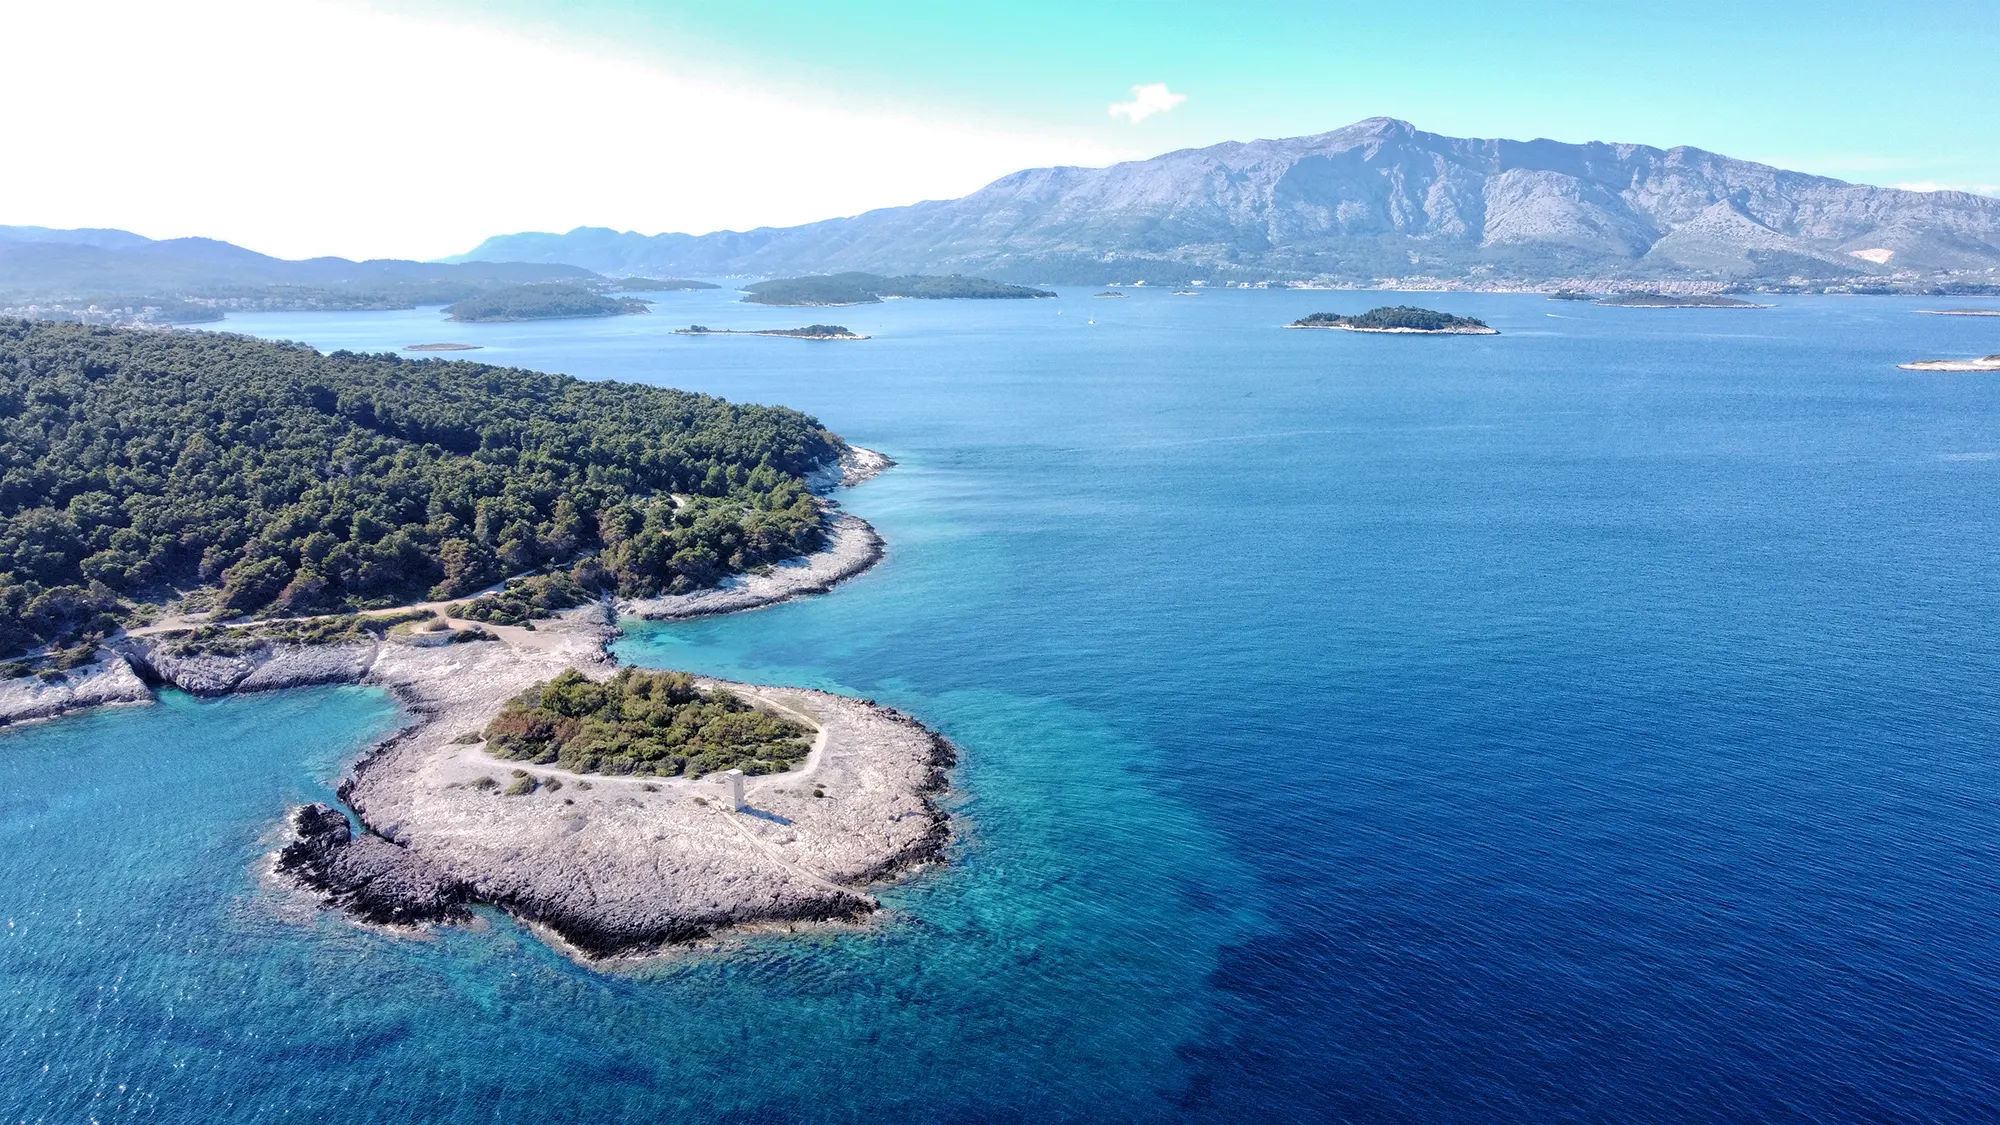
top-left (1092, 291), bottom-right (1128, 298)
top-left (445, 283), bottom-right (650, 322)
top-left (404, 342), bottom-right (482, 351)
top-left (1289, 306), bottom-right (1498, 334)
top-left (1917, 308), bottom-right (2000, 317)
top-left (1899, 354), bottom-right (2000, 372)
top-left (675, 323), bottom-right (868, 340)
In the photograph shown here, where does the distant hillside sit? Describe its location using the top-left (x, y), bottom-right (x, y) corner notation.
top-left (446, 283), bottom-right (648, 322)
top-left (741, 272), bottom-right (1054, 306)
top-left (0, 226), bottom-right (601, 325)
top-left (455, 118), bottom-right (2000, 287)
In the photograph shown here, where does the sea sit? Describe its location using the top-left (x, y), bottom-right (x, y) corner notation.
top-left (4, 287), bottom-right (2000, 1123)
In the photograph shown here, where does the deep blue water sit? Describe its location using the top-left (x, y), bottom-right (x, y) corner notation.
top-left (6, 289), bottom-right (2000, 1122)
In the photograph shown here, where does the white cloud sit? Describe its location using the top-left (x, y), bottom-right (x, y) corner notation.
top-left (0, 0), bottom-right (1131, 260)
top-left (1108, 83), bottom-right (1187, 124)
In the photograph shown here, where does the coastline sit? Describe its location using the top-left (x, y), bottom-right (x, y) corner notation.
top-left (0, 445), bottom-right (948, 960)
top-left (1593, 298), bottom-right (1771, 309)
top-left (620, 513), bottom-right (883, 621)
top-left (618, 445), bottom-right (895, 621)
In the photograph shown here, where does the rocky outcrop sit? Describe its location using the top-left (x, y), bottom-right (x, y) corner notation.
top-left (111, 638), bottom-right (378, 696)
top-left (275, 804), bottom-right (469, 926)
top-left (0, 652), bottom-right (153, 726)
top-left (809, 444), bottom-right (896, 491)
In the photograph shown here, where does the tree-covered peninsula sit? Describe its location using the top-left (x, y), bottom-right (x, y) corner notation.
top-left (444, 283), bottom-right (649, 322)
top-left (742, 272), bottom-right (1055, 306)
top-left (616, 277), bottom-right (719, 291)
top-left (484, 667), bottom-right (812, 777)
top-left (1289, 306), bottom-right (1497, 334)
top-left (0, 319), bottom-right (840, 656)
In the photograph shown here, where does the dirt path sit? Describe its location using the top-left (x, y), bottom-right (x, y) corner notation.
top-left (125, 573), bottom-right (537, 638)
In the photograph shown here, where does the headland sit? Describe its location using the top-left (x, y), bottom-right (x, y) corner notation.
top-left (0, 446), bottom-right (946, 960)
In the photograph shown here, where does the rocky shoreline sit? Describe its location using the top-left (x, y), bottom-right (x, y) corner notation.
top-left (621, 513), bottom-right (884, 621)
top-left (0, 446), bottom-right (952, 959)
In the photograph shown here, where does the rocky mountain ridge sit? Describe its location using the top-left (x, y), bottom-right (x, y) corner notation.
top-left (458, 118), bottom-right (2000, 285)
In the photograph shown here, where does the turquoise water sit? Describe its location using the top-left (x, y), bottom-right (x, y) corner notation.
top-left (6, 289), bottom-right (2000, 1120)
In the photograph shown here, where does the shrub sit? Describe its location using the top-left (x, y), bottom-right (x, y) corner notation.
top-left (481, 667), bottom-right (810, 777)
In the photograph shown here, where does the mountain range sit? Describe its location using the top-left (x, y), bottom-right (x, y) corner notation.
top-left (0, 225), bottom-right (592, 298)
top-left (456, 118), bottom-right (2000, 286)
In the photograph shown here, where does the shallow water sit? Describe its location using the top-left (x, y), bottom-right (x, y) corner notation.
top-left (6, 289), bottom-right (2000, 1121)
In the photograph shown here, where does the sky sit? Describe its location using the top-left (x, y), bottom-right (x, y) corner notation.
top-left (3, 0), bottom-right (1995, 261)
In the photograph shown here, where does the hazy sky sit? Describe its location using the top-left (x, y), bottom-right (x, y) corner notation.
top-left (5, 0), bottom-right (1994, 261)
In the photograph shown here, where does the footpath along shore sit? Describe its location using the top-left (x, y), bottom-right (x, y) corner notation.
top-left (0, 448), bottom-right (955, 960)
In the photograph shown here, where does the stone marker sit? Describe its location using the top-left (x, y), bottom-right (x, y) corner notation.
top-left (725, 769), bottom-right (746, 811)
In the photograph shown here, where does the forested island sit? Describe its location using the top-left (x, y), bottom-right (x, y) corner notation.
top-left (444, 283), bottom-right (650, 322)
top-left (675, 324), bottom-right (867, 340)
top-left (616, 277), bottom-right (719, 292)
top-left (0, 318), bottom-right (840, 658)
top-left (1289, 306), bottom-right (1497, 334)
top-left (404, 342), bottom-right (482, 351)
top-left (741, 272), bottom-right (1055, 306)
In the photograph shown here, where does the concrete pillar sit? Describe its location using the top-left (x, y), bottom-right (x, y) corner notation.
top-left (725, 769), bottom-right (746, 811)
